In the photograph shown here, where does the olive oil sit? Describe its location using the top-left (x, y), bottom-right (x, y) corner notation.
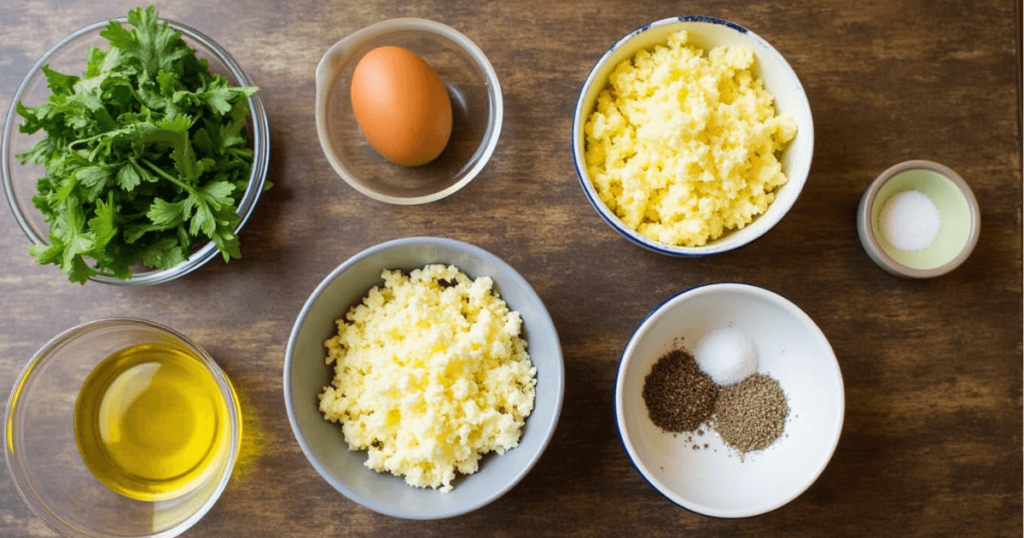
top-left (75, 343), bottom-right (230, 501)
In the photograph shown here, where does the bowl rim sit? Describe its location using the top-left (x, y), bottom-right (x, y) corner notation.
top-left (613, 282), bottom-right (845, 518)
top-left (283, 236), bottom-right (564, 519)
top-left (3, 317), bottom-right (241, 538)
top-left (857, 159), bottom-right (981, 278)
top-left (571, 15), bottom-right (814, 257)
top-left (1, 16), bottom-right (270, 286)
top-left (314, 18), bottom-right (504, 205)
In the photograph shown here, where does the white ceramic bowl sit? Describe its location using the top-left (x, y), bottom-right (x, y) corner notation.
top-left (315, 19), bottom-right (503, 205)
top-left (284, 237), bottom-right (563, 519)
top-left (615, 283), bottom-right (844, 517)
top-left (572, 16), bottom-right (814, 256)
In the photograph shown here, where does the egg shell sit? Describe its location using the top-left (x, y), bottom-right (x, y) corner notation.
top-left (350, 46), bottom-right (453, 166)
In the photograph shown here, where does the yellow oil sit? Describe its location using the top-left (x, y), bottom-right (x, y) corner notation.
top-left (74, 343), bottom-right (230, 501)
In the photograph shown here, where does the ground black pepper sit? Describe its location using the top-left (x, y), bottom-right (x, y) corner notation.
top-left (642, 349), bottom-right (718, 432)
top-left (713, 373), bottom-right (788, 454)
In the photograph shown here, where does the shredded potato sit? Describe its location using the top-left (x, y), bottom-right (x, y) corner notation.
top-left (319, 264), bottom-right (536, 492)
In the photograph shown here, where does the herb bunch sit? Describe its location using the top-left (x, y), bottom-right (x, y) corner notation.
top-left (16, 6), bottom-right (261, 283)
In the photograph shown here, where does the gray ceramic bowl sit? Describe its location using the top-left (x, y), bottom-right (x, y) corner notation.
top-left (284, 237), bottom-right (563, 519)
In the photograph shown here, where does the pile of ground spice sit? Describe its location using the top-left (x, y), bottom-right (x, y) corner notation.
top-left (642, 347), bottom-right (790, 456)
top-left (713, 374), bottom-right (789, 454)
top-left (642, 349), bottom-right (718, 432)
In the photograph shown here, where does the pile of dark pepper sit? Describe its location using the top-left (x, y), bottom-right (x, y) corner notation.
top-left (642, 348), bottom-right (788, 454)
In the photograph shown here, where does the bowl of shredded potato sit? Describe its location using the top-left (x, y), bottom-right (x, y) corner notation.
top-left (572, 16), bottom-right (814, 256)
top-left (284, 237), bottom-right (564, 519)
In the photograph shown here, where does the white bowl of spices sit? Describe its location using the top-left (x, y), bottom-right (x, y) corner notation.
top-left (614, 283), bottom-right (844, 518)
top-left (857, 160), bottom-right (981, 278)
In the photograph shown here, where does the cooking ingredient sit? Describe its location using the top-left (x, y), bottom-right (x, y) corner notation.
top-left (15, 6), bottom-right (261, 284)
top-left (319, 264), bottom-right (536, 492)
top-left (693, 327), bottom-right (758, 386)
top-left (74, 342), bottom-right (232, 501)
top-left (880, 190), bottom-right (941, 251)
top-left (349, 46), bottom-right (452, 166)
top-left (642, 348), bottom-right (718, 432)
top-left (584, 30), bottom-right (797, 247)
top-left (714, 373), bottom-right (788, 454)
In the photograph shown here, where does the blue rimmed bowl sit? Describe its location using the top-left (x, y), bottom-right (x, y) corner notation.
top-left (614, 283), bottom-right (844, 517)
top-left (572, 16), bottom-right (814, 256)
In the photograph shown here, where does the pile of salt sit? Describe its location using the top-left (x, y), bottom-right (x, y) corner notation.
top-left (693, 327), bottom-right (758, 387)
top-left (880, 190), bottom-right (941, 252)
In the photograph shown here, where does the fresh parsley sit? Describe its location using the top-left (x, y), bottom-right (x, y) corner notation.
top-left (16, 5), bottom-right (262, 283)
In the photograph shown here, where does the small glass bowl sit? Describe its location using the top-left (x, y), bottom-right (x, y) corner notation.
top-left (3, 318), bottom-right (241, 538)
top-left (315, 18), bottom-right (503, 205)
top-left (1, 18), bottom-right (270, 286)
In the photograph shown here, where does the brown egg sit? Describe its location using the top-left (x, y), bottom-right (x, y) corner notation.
top-left (349, 46), bottom-right (453, 166)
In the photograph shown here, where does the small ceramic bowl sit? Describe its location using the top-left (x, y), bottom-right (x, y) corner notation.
top-left (4, 319), bottom-right (241, 538)
top-left (1, 18), bottom-right (270, 286)
top-left (572, 16), bottom-right (814, 256)
top-left (315, 19), bottom-right (503, 205)
top-left (615, 283), bottom-right (844, 518)
top-left (857, 160), bottom-right (980, 278)
top-left (284, 237), bottom-right (563, 519)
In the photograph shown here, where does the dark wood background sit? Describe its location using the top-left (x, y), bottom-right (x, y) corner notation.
top-left (1, 1), bottom-right (1020, 536)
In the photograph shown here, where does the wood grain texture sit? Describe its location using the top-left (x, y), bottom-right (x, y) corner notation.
top-left (0, 0), bottom-right (1020, 536)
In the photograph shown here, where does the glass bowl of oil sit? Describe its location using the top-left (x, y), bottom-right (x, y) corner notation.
top-left (3, 318), bottom-right (241, 537)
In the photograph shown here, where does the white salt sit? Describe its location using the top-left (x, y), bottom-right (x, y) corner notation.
top-left (693, 327), bottom-right (758, 387)
top-left (880, 190), bottom-right (941, 252)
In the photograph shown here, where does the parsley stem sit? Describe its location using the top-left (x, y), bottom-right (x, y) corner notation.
top-left (139, 158), bottom-right (195, 195)
top-left (68, 132), bottom-right (111, 151)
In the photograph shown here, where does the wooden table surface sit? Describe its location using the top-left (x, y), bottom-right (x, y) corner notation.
top-left (1, 1), bottom-right (1020, 536)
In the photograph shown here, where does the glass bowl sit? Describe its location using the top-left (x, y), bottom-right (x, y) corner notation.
top-left (3, 318), bottom-right (242, 538)
top-left (315, 18), bottom-right (503, 205)
top-left (1, 17), bottom-right (270, 286)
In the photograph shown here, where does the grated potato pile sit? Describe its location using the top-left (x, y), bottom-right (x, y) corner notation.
top-left (319, 264), bottom-right (537, 492)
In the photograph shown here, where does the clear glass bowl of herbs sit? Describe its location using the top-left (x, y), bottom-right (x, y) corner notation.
top-left (2, 7), bottom-right (270, 285)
